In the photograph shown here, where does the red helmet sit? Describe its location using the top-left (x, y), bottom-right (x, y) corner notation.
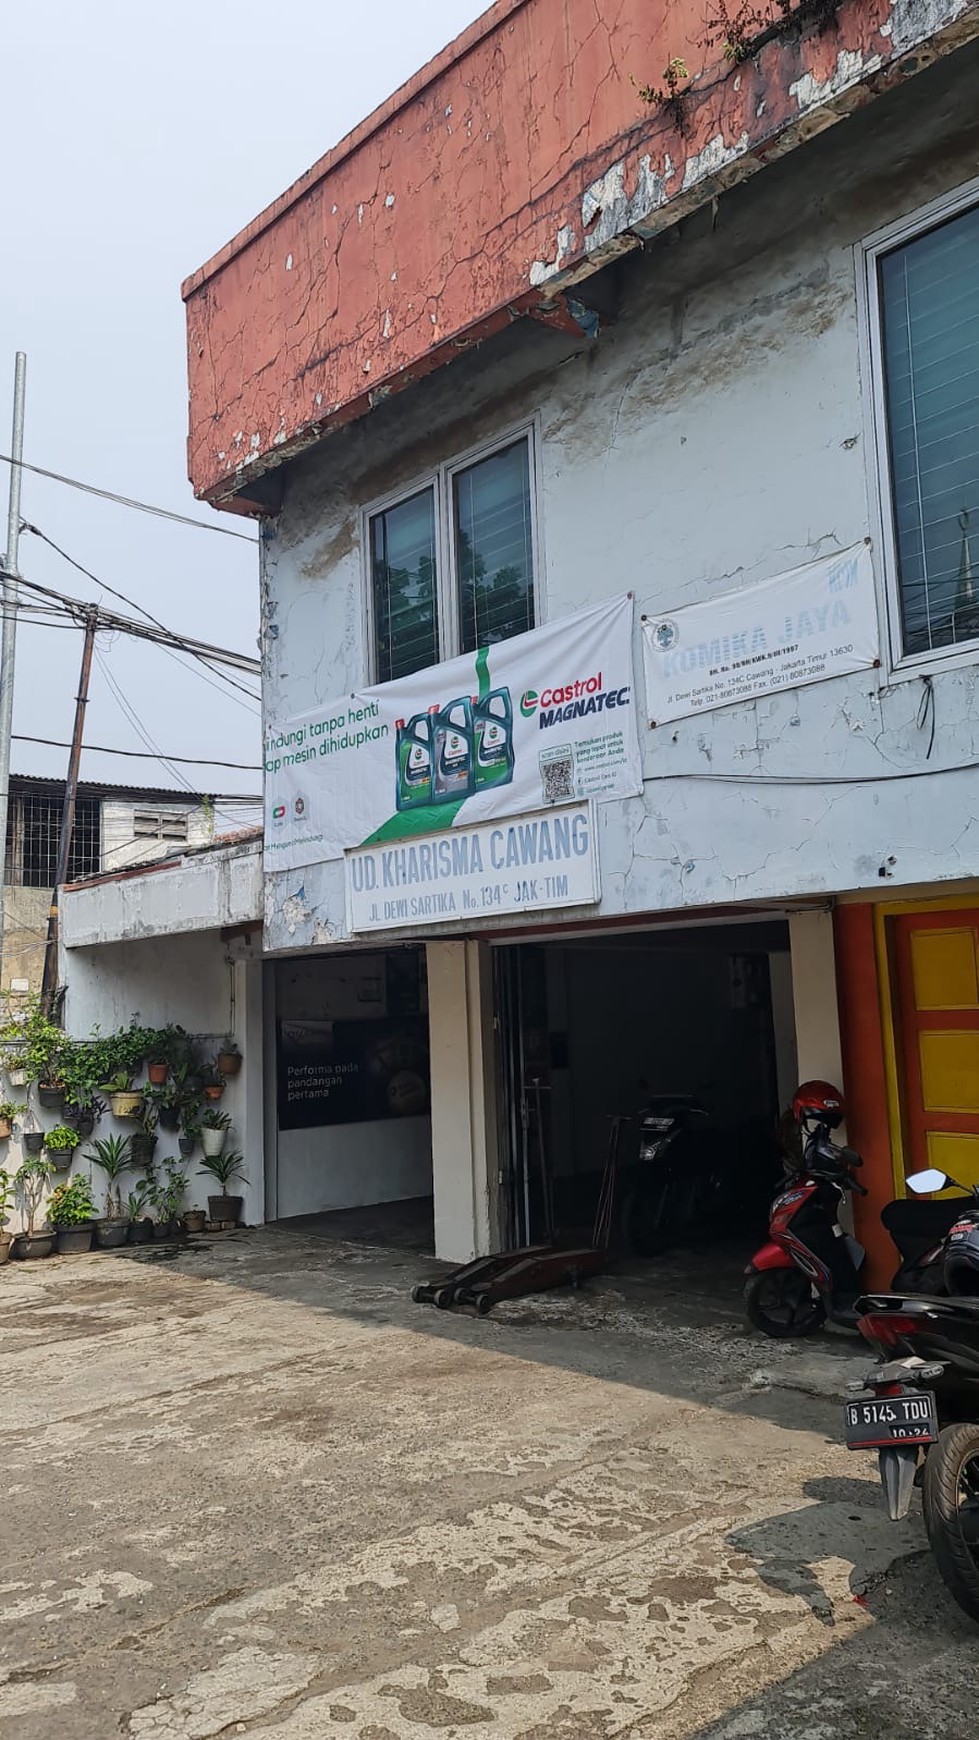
top-left (792, 1079), bottom-right (845, 1128)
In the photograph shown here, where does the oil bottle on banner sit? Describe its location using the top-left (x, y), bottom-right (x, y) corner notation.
top-left (395, 688), bottom-right (514, 811)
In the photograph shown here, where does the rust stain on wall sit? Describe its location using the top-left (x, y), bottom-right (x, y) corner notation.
top-left (183, 0), bottom-right (979, 509)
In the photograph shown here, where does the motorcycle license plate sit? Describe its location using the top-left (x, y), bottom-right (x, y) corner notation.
top-left (844, 1390), bottom-right (938, 1450)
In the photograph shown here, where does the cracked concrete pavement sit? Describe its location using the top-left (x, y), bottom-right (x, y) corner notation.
top-left (1, 1226), bottom-right (976, 1738)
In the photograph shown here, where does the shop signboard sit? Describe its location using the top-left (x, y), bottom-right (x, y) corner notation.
top-left (265, 594), bottom-right (641, 875)
top-left (344, 802), bottom-right (600, 933)
top-left (641, 541), bottom-right (878, 726)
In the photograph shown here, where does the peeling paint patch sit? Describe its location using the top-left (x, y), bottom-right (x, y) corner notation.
top-left (889, 0), bottom-right (972, 54)
top-left (530, 223), bottom-right (576, 286)
top-left (681, 132), bottom-right (750, 192)
top-left (790, 48), bottom-right (882, 110)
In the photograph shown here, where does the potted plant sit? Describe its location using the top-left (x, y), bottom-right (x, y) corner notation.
top-left (45, 1124), bottom-right (81, 1171)
top-left (61, 1035), bottom-right (114, 1136)
top-left (200, 1107), bottom-right (231, 1158)
top-left (202, 1065), bottom-right (226, 1103)
top-left (0, 1168), bottom-right (14, 1263)
top-left (3, 996), bottom-right (65, 1098)
top-left (5, 1057), bottom-right (28, 1089)
top-left (198, 1149), bottom-right (246, 1225)
top-left (146, 1080), bottom-right (184, 1134)
top-left (100, 1072), bottom-right (144, 1120)
top-left (216, 1038), bottom-right (242, 1078)
top-left (130, 1105), bottom-right (159, 1167)
top-left (38, 1079), bottom-right (66, 1112)
top-left (46, 1173), bottom-right (97, 1255)
top-left (21, 1128), bottom-right (45, 1156)
top-left (0, 1100), bottom-right (24, 1141)
top-left (12, 1155), bottom-right (56, 1258)
top-left (149, 1159), bottom-right (187, 1240)
top-left (88, 1134), bottom-right (132, 1248)
top-left (178, 1122), bottom-right (199, 1160)
top-left (126, 1181), bottom-right (154, 1244)
top-left (62, 1093), bottom-right (106, 1142)
top-left (183, 1206), bottom-right (206, 1234)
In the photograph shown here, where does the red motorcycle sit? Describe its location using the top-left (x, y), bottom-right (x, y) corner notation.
top-left (744, 1080), bottom-right (966, 1337)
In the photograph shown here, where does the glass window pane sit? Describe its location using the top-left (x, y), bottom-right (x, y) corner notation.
top-left (880, 203), bottom-right (979, 656)
top-left (370, 487), bottom-right (438, 682)
top-left (454, 439), bottom-right (535, 652)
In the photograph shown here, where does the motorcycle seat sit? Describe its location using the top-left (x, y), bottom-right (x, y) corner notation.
top-left (881, 1197), bottom-right (967, 1259)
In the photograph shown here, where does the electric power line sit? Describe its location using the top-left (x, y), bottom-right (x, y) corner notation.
top-left (95, 645), bottom-right (198, 795)
top-left (0, 452), bottom-right (258, 542)
top-left (12, 733), bottom-right (260, 771)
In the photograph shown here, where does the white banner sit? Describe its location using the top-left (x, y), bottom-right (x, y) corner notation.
top-left (265, 594), bottom-right (640, 874)
top-left (641, 542), bottom-right (879, 726)
top-left (345, 804), bottom-right (599, 933)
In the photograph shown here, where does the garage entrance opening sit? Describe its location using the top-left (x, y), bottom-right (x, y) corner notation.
top-left (494, 920), bottom-right (797, 1260)
top-left (271, 946), bottom-right (434, 1252)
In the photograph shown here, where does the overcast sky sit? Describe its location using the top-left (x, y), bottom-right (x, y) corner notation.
top-left (2, 0), bottom-right (485, 812)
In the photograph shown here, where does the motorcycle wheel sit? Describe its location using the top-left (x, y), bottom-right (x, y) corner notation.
top-left (622, 1175), bottom-right (693, 1257)
top-left (922, 1423), bottom-right (979, 1622)
top-left (743, 1268), bottom-right (826, 1338)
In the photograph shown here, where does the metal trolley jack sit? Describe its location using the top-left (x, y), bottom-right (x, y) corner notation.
top-left (411, 1117), bottom-right (622, 1315)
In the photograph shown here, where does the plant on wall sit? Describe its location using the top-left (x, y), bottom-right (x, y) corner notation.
top-left (15, 1155), bottom-right (55, 1236)
top-left (87, 1133), bottom-right (132, 1221)
top-left (44, 1124), bottom-right (81, 1171)
top-left (0, 996), bottom-right (67, 1088)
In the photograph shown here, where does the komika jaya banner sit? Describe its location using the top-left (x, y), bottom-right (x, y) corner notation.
top-left (641, 542), bottom-right (879, 726)
top-left (264, 593), bottom-right (641, 874)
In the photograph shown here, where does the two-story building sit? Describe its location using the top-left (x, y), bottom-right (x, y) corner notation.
top-left (182, 0), bottom-right (979, 1283)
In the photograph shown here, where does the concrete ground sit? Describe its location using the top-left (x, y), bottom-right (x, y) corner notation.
top-left (1, 1227), bottom-right (977, 1740)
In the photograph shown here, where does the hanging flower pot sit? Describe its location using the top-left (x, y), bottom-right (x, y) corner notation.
top-left (147, 1062), bottom-right (169, 1087)
top-left (8, 1068), bottom-right (28, 1089)
top-left (0, 1117), bottom-right (12, 1141)
top-left (158, 1105), bottom-right (181, 1133)
top-left (22, 1131), bottom-right (45, 1156)
top-left (130, 1132), bottom-right (158, 1167)
top-left (203, 1084), bottom-right (225, 1103)
top-left (200, 1127), bottom-right (227, 1159)
top-left (108, 1091), bottom-right (143, 1120)
top-left (64, 1105), bottom-right (96, 1140)
top-left (38, 1085), bottom-right (65, 1113)
top-left (178, 1135), bottom-right (197, 1159)
top-left (217, 1049), bottom-right (241, 1078)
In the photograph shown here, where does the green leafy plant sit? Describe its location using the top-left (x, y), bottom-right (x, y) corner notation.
top-left (45, 1124), bottom-right (80, 1153)
top-left (99, 1069), bottom-right (135, 1094)
top-left (15, 1155), bottom-right (55, 1234)
top-left (126, 1181), bottom-right (152, 1223)
top-left (0, 1168), bottom-right (14, 1226)
top-left (87, 1134), bottom-right (133, 1220)
top-left (200, 1107), bottom-right (232, 1132)
top-left (635, 57), bottom-right (691, 131)
top-left (46, 1173), bottom-right (96, 1228)
top-left (60, 1034), bottom-right (116, 1114)
top-left (0, 1100), bottom-right (25, 1123)
top-left (136, 1103), bottom-right (158, 1135)
top-left (149, 1158), bottom-right (188, 1224)
top-left (197, 1149), bottom-right (245, 1190)
top-left (0, 995), bottom-right (67, 1086)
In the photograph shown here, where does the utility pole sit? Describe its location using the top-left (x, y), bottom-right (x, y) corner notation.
top-left (40, 607), bottom-right (98, 1013)
top-left (0, 353), bottom-right (27, 990)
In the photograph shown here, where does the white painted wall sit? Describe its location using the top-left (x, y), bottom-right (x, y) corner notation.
top-left (425, 940), bottom-right (498, 1263)
top-left (39, 923), bottom-right (267, 1230)
top-left (63, 840), bottom-right (262, 946)
top-left (259, 72), bottom-right (979, 956)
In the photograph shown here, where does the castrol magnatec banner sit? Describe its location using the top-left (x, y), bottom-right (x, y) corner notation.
top-left (264, 593), bottom-right (641, 875)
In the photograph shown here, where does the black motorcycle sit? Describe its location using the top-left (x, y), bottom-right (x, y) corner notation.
top-left (620, 1095), bottom-right (777, 1257)
top-left (846, 1173), bottom-right (979, 1622)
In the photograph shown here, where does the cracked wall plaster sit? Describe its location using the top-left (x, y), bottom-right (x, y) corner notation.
top-left (183, 0), bottom-right (979, 507)
top-left (259, 74), bottom-right (979, 956)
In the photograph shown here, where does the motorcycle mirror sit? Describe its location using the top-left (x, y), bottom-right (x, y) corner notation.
top-left (906, 1168), bottom-right (949, 1195)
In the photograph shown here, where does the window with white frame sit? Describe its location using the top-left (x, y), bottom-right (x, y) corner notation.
top-left (367, 431), bottom-right (536, 683)
top-left (868, 189), bottom-right (979, 663)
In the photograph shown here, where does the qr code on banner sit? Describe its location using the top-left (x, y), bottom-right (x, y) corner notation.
top-left (539, 746), bottom-right (575, 804)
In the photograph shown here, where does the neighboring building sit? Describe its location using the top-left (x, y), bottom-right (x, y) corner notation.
top-left (2, 776), bottom-right (259, 994)
top-left (182, 0), bottom-right (979, 1281)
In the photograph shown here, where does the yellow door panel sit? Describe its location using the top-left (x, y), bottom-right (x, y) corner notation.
top-left (910, 928), bottom-right (979, 1011)
top-left (919, 1031), bottom-right (979, 1112)
top-left (926, 1132), bottom-right (979, 1192)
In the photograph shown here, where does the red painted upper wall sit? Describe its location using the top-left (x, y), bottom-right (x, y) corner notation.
top-left (183, 0), bottom-right (979, 509)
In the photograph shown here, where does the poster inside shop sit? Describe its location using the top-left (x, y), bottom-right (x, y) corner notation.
top-left (641, 542), bottom-right (879, 726)
top-left (277, 1016), bottom-right (430, 1130)
top-left (264, 593), bottom-right (641, 875)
